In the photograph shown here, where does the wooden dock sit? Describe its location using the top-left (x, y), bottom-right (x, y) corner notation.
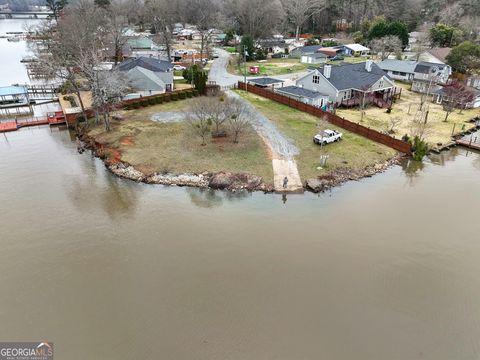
top-left (0, 111), bottom-right (66, 133)
top-left (456, 138), bottom-right (480, 151)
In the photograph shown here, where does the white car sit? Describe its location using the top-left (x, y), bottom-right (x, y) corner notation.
top-left (313, 129), bottom-right (343, 145)
top-left (173, 65), bottom-right (186, 71)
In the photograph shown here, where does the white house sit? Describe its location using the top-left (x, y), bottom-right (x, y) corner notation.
top-left (300, 52), bottom-right (328, 64)
top-left (339, 44), bottom-right (370, 56)
top-left (411, 62), bottom-right (452, 94)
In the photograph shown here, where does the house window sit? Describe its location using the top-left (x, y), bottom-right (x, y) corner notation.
top-left (379, 79), bottom-right (384, 88)
top-left (343, 90), bottom-right (351, 100)
top-left (313, 75), bottom-right (320, 84)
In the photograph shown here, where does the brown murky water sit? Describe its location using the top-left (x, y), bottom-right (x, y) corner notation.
top-left (2, 125), bottom-right (480, 360)
top-left (2, 19), bottom-right (480, 360)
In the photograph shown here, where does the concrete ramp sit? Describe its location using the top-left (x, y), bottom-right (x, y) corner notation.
top-left (272, 159), bottom-right (303, 193)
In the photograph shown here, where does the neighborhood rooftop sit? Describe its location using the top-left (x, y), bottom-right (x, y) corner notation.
top-left (378, 59), bottom-right (418, 74)
top-left (116, 56), bottom-right (173, 72)
top-left (247, 77), bottom-right (284, 86)
top-left (313, 62), bottom-right (391, 91)
top-left (276, 85), bottom-right (327, 99)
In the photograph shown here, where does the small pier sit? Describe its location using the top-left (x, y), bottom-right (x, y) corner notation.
top-left (456, 135), bottom-right (480, 151)
top-left (0, 111), bottom-right (66, 133)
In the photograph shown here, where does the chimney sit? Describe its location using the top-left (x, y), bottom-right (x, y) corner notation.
top-left (365, 60), bottom-right (373, 72)
top-left (323, 64), bottom-right (332, 79)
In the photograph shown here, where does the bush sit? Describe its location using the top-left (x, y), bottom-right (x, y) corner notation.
top-left (141, 99), bottom-right (150, 107)
top-left (155, 96), bottom-right (163, 104)
top-left (186, 91), bottom-right (193, 98)
top-left (179, 91), bottom-right (187, 99)
top-left (148, 98), bottom-right (156, 106)
top-left (132, 102), bottom-right (141, 109)
top-left (410, 135), bottom-right (429, 161)
top-left (192, 89), bottom-right (199, 97)
top-left (171, 93), bottom-right (178, 101)
top-left (164, 94), bottom-right (171, 102)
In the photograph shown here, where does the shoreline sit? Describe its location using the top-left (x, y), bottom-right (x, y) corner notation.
top-left (80, 133), bottom-right (404, 194)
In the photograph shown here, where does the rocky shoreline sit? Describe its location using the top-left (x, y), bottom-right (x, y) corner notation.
top-left (81, 133), bottom-right (403, 194)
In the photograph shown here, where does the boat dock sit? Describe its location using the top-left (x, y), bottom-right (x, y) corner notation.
top-left (456, 135), bottom-right (480, 151)
top-left (0, 111), bottom-right (66, 133)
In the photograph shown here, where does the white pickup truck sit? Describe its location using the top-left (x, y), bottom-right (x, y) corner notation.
top-left (313, 129), bottom-right (343, 145)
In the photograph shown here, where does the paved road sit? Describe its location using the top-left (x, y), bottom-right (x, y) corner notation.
top-left (208, 49), bottom-right (309, 87)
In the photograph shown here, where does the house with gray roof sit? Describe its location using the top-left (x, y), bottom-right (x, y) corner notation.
top-left (289, 45), bottom-right (322, 59)
top-left (296, 61), bottom-right (396, 107)
top-left (411, 61), bottom-right (451, 94)
top-left (300, 52), bottom-right (328, 64)
top-left (247, 77), bottom-right (284, 88)
top-left (275, 86), bottom-right (329, 107)
top-left (378, 59), bottom-right (418, 82)
top-left (117, 56), bottom-right (174, 93)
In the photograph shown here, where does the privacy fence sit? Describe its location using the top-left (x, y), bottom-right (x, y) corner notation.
top-left (237, 81), bottom-right (412, 154)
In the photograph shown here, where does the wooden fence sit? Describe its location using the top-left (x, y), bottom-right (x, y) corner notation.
top-left (237, 82), bottom-right (412, 154)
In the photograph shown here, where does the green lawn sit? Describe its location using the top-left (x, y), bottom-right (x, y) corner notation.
top-left (88, 99), bottom-right (274, 183)
top-left (235, 90), bottom-right (397, 180)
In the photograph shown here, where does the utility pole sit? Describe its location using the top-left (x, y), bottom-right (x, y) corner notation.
top-left (243, 45), bottom-right (247, 92)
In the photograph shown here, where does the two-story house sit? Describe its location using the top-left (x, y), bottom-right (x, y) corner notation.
top-left (411, 62), bottom-right (452, 94)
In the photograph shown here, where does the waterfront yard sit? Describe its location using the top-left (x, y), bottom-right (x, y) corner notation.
top-left (88, 99), bottom-right (273, 182)
top-left (235, 90), bottom-right (397, 180)
top-left (337, 83), bottom-right (478, 146)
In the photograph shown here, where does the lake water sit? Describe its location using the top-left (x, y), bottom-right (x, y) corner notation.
top-left (1, 19), bottom-right (480, 360)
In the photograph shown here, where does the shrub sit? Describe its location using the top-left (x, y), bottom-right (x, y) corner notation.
top-left (132, 102), bottom-right (141, 109)
top-left (179, 91), bottom-right (187, 99)
top-left (155, 96), bottom-right (163, 104)
top-left (164, 94), bottom-right (171, 102)
top-left (141, 99), bottom-right (150, 107)
top-left (186, 91), bottom-right (193, 98)
top-left (192, 89), bottom-right (199, 97)
top-left (148, 98), bottom-right (156, 106)
top-left (171, 93), bottom-right (178, 101)
top-left (410, 135), bottom-right (429, 161)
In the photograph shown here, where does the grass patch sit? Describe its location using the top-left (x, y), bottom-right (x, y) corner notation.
top-left (336, 82), bottom-right (478, 146)
top-left (235, 90), bottom-right (397, 180)
top-left (228, 56), bottom-right (311, 77)
top-left (88, 99), bottom-right (273, 183)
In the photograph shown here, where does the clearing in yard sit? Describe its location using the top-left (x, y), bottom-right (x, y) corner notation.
top-left (88, 98), bottom-right (273, 183)
top-left (235, 90), bottom-right (397, 180)
top-left (228, 56), bottom-right (311, 77)
top-left (337, 82), bottom-right (479, 146)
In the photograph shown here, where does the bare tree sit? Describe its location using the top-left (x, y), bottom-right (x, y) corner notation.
top-left (387, 117), bottom-right (402, 134)
top-left (104, 0), bottom-right (130, 65)
top-left (281, 0), bottom-right (325, 40)
top-left (184, 97), bottom-right (216, 145)
top-left (227, 0), bottom-right (284, 39)
top-left (145, 0), bottom-right (177, 61)
top-left (186, 0), bottom-right (222, 61)
top-left (224, 97), bottom-right (251, 143)
top-left (369, 35), bottom-right (402, 60)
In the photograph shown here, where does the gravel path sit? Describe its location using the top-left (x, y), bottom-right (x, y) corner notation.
top-left (150, 112), bottom-right (186, 123)
top-left (226, 91), bottom-right (299, 160)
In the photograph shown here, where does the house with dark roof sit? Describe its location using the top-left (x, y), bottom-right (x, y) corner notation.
top-left (295, 61), bottom-right (396, 107)
top-left (378, 59), bottom-right (418, 82)
top-left (116, 57), bottom-right (174, 93)
top-left (411, 61), bottom-right (451, 94)
top-left (275, 85), bottom-right (329, 107)
top-left (432, 85), bottom-right (480, 109)
top-left (247, 77), bottom-right (284, 88)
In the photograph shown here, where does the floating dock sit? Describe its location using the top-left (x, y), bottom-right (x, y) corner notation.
top-left (0, 111), bottom-right (66, 133)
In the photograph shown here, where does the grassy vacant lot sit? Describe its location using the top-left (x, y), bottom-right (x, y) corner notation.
top-left (337, 82), bottom-right (479, 146)
top-left (88, 99), bottom-right (273, 182)
top-left (235, 90), bottom-right (397, 180)
top-left (228, 56), bottom-right (311, 76)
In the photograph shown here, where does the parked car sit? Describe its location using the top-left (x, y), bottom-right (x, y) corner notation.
top-left (313, 129), bottom-right (343, 145)
top-left (271, 52), bottom-right (286, 59)
top-left (173, 65), bottom-right (186, 71)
